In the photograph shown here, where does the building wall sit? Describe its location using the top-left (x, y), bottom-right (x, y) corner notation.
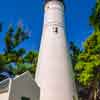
top-left (0, 92), bottom-right (9, 100)
top-left (9, 73), bottom-right (40, 100)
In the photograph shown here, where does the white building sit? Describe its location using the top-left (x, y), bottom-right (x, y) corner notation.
top-left (0, 71), bottom-right (40, 100)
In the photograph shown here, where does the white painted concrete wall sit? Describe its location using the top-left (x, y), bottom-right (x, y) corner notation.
top-left (9, 72), bottom-right (40, 100)
top-left (35, 1), bottom-right (78, 100)
top-left (0, 92), bottom-right (9, 100)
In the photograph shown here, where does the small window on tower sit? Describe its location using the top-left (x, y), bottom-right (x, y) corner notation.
top-left (53, 27), bottom-right (58, 33)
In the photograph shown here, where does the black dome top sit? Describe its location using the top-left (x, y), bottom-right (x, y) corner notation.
top-left (45, 0), bottom-right (63, 3)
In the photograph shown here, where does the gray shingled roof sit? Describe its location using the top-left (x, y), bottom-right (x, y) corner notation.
top-left (0, 78), bottom-right (10, 93)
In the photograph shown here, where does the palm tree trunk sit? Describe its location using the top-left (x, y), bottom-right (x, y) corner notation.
top-left (88, 81), bottom-right (98, 100)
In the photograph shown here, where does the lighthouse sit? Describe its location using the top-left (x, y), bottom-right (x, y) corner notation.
top-left (35, 0), bottom-right (78, 100)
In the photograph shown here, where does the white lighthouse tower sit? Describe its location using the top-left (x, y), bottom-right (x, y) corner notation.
top-left (35, 0), bottom-right (78, 100)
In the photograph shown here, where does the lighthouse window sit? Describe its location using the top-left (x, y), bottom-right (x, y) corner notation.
top-left (53, 27), bottom-right (58, 33)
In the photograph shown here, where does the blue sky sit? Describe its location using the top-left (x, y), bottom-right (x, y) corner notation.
top-left (0, 0), bottom-right (96, 52)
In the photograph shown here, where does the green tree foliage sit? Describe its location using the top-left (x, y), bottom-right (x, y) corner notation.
top-left (70, 41), bottom-right (81, 69)
top-left (69, 42), bottom-right (86, 99)
top-left (74, 0), bottom-right (100, 99)
top-left (0, 22), bottom-right (38, 79)
top-left (90, 0), bottom-right (100, 31)
top-left (75, 31), bottom-right (100, 100)
top-left (14, 51), bottom-right (38, 77)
